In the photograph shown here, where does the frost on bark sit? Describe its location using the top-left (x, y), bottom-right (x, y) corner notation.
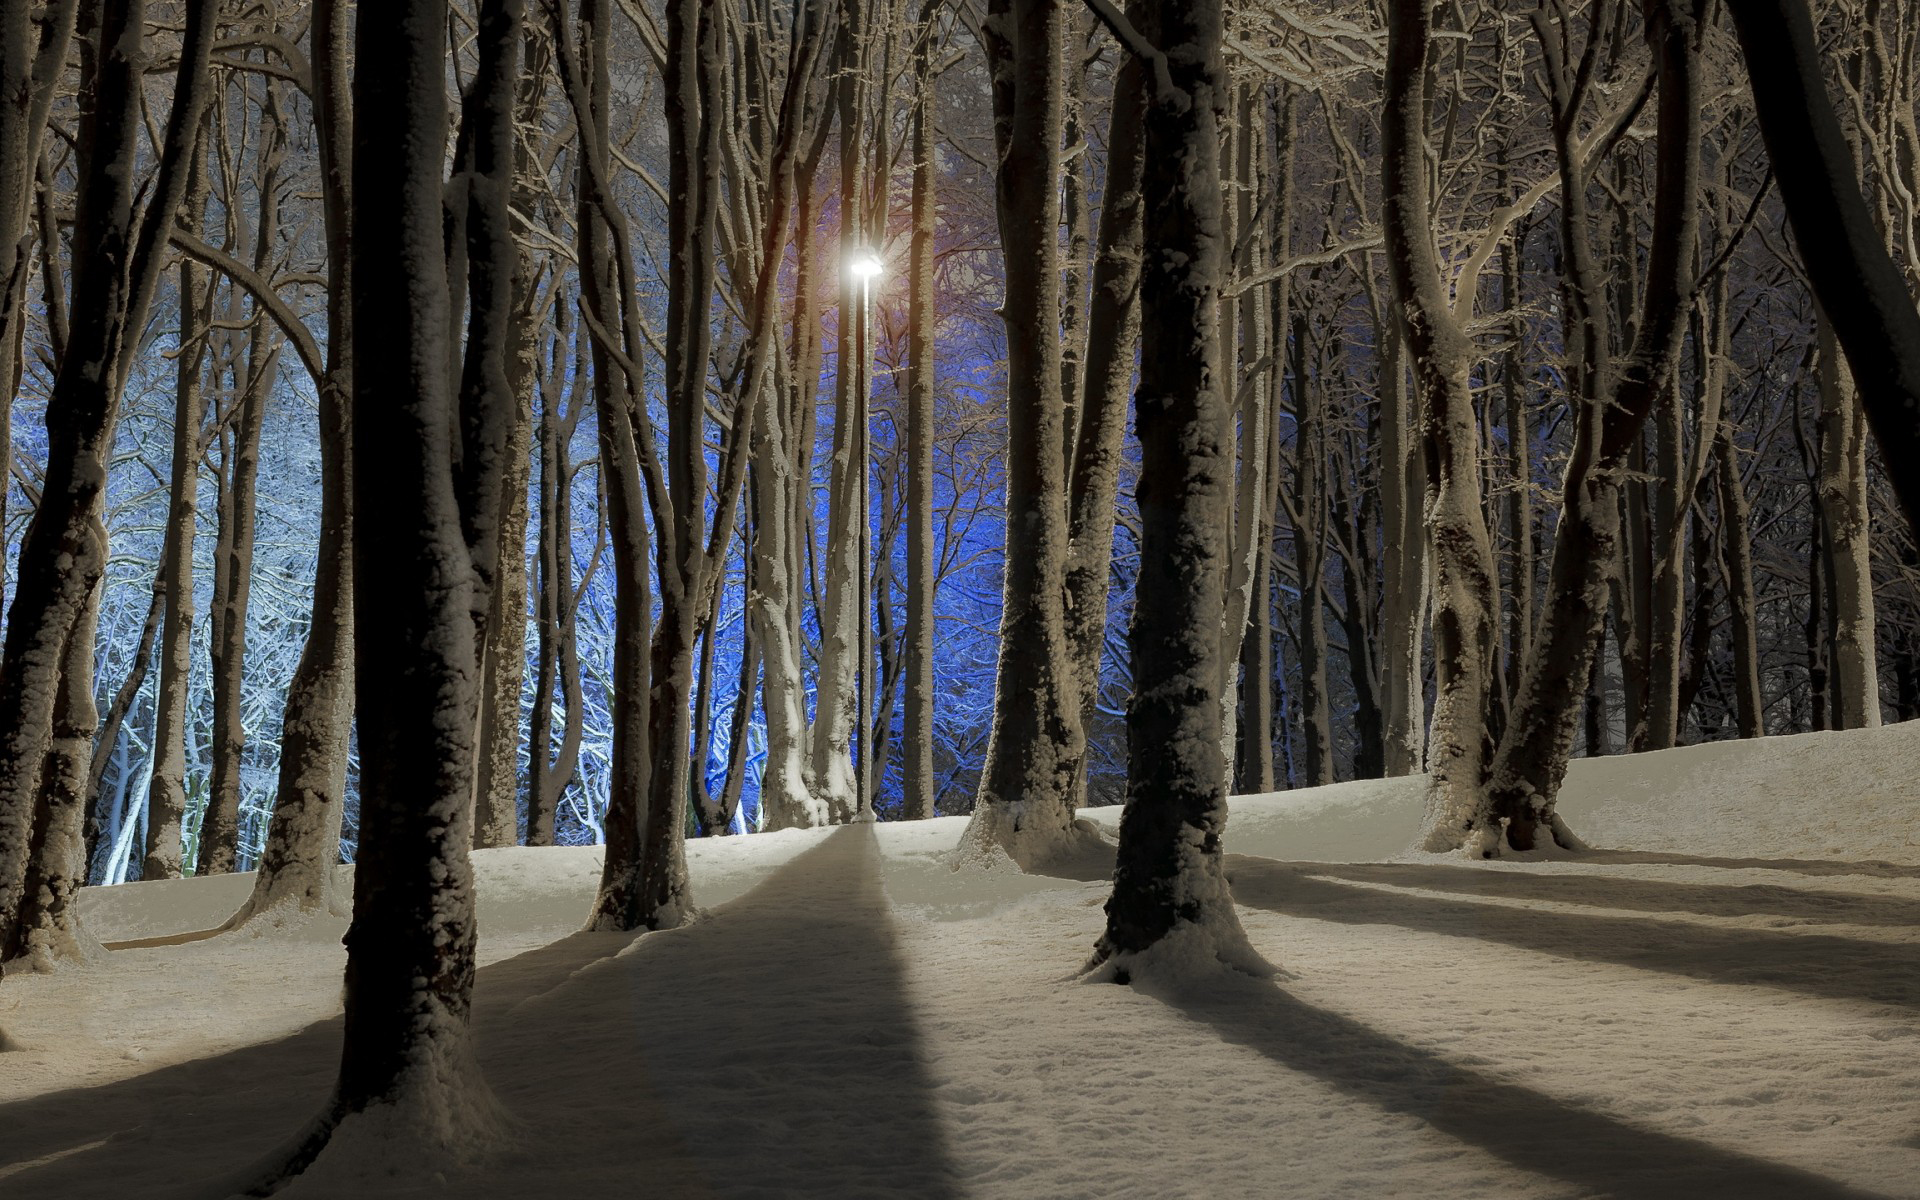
top-left (958, 0), bottom-right (1092, 872)
top-left (0, 0), bottom-right (216, 950)
top-left (1090, 0), bottom-right (1262, 980)
top-left (1383, 0), bottom-right (1499, 856)
top-left (1483, 0), bottom-right (1705, 854)
top-left (233, 0), bottom-right (355, 924)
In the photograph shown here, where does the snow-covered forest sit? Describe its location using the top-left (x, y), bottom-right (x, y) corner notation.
top-left (3, 0), bottom-right (1920, 1193)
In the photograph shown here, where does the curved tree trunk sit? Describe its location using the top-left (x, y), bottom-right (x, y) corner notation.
top-left (1384, 0), bottom-right (1500, 855)
top-left (1485, 0), bottom-right (1706, 853)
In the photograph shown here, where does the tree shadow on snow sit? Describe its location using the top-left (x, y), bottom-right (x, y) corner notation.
top-left (0, 928), bottom-right (645, 1198)
top-left (2, 827), bottom-right (959, 1199)
top-left (1295, 861), bottom-right (1920, 928)
top-left (475, 823), bottom-right (960, 1199)
top-left (1150, 974), bottom-right (1883, 1199)
top-left (1228, 856), bottom-right (1920, 1011)
top-left (1579, 850), bottom-right (1920, 881)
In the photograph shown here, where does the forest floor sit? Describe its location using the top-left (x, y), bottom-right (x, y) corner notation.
top-left (3, 723), bottom-right (1920, 1198)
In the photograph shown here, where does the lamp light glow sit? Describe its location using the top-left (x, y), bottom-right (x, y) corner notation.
top-left (849, 252), bottom-right (884, 281)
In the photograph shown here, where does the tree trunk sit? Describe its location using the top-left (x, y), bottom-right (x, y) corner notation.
top-left (902, 0), bottom-right (938, 821)
top-left (810, 0), bottom-right (872, 822)
top-left (1716, 419), bottom-right (1764, 737)
top-left (4, 568), bottom-right (105, 967)
top-left (1385, 0), bottom-right (1500, 854)
top-left (960, 0), bottom-right (1085, 869)
top-left (1377, 316), bottom-right (1428, 778)
top-left (1291, 311), bottom-right (1333, 787)
top-left (0, 0), bottom-right (216, 952)
top-left (1093, 0), bottom-right (1256, 976)
top-left (528, 325), bottom-right (586, 847)
top-left (1061, 0), bottom-right (1146, 807)
top-left (470, 24), bottom-right (547, 850)
top-left (202, 114), bottom-right (284, 875)
top-left (235, 0), bottom-right (355, 924)
top-left (1485, 0), bottom-right (1706, 853)
top-left (250, 1), bottom-right (498, 1181)
top-left (146, 148), bottom-right (213, 882)
top-left (1815, 317), bottom-right (1881, 729)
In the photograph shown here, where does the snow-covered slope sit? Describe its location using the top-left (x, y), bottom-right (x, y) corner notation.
top-left (5, 724), bottom-right (1920, 1198)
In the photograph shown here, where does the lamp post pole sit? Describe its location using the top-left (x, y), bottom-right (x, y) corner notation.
top-left (851, 249), bottom-right (882, 820)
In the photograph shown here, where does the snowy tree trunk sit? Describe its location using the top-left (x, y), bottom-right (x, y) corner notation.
top-left (236, 0), bottom-right (354, 923)
top-left (618, 0), bottom-right (728, 929)
top-left (1487, 0), bottom-right (1705, 852)
top-left (1290, 311), bottom-right (1333, 788)
top-left (1236, 88), bottom-right (1292, 796)
top-left (810, 0), bottom-right (872, 823)
top-left (1645, 373), bottom-right (1686, 752)
top-left (960, 0), bottom-right (1087, 870)
top-left (1716, 418), bottom-right (1764, 738)
top-left (454, 0), bottom-right (534, 851)
top-left (202, 320), bottom-right (272, 876)
top-left (0, 0), bottom-right (216, 950)
top-left (0, 0), bottom-right (76, 621)
top-left (145, 159), bottom-right (212, 883)
top-left (1218, 75), bottom-right (1271, 790)
top-left (902, 0), bottom-right (939, 821)
top-left (1062, 3), bottom-right (1145, 807)
top-left (1815, 317), bottom-right (1881, 730)
top-left (528, 332), bottom-right (585, 847)
top-left (1377, 316), bottom-right (1428, 778)
top-left (3, 561), bottom-right (104, 967)
top-left (1384, 0), bottom-right (1499, 855)
top-left (203, 119), bottom-right (285, 875)
top-left (1093, 0), bottom-right (1258, 976)
top-left (251, 1), bottom-right (496, 1179)
top-left (568, 0), bottom-right (658, 930)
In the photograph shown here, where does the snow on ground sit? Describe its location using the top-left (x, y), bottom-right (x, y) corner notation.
top-left (3, 724), bottom-right (1920, 1197)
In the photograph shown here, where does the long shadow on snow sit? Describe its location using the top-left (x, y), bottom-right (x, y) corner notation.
top-left (501, 823), bottom-right (962, 1199)
top-left (1152, 975), bottom-right (1883, 1199)
top-left (1229, 856), bottom-right (1920, 1010)
top-left (0, 927), bottom-right (650, 1198)
top-left (1296, 861), bottom-right (1920, 928)
top-left (1580, 850), bottom-right (1920, 881)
